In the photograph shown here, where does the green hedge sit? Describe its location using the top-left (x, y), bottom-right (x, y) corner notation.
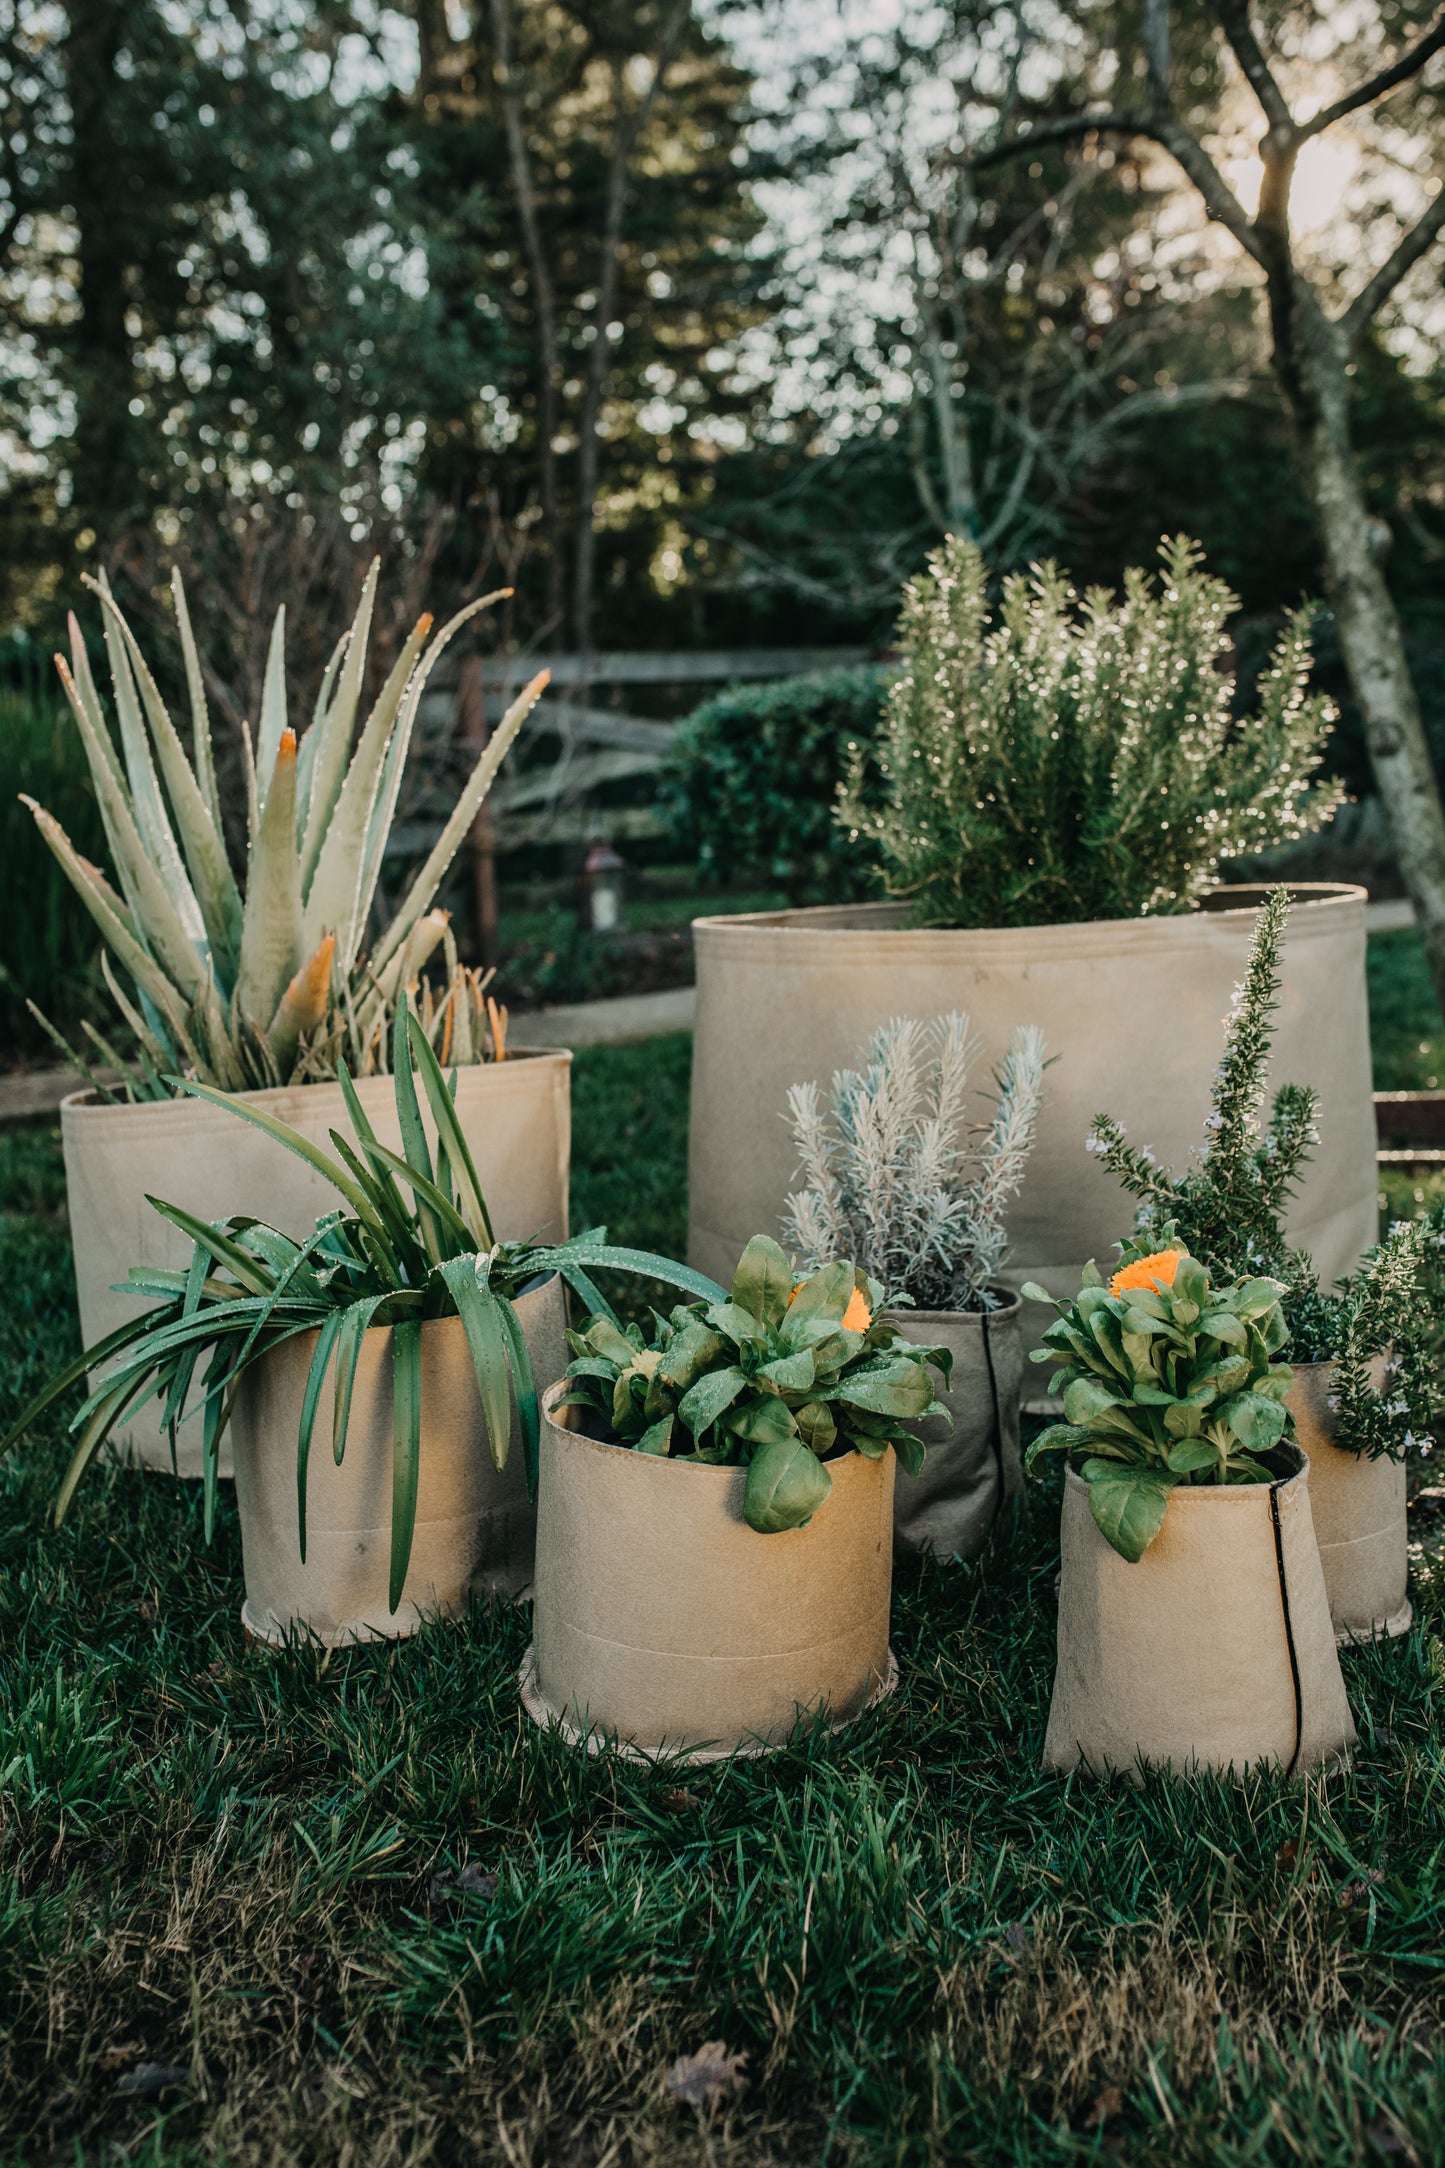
top-left (659, 664), bottom-right (892, 904)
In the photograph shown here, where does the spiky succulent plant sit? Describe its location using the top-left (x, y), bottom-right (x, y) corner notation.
top-left (25, 564), bottom-right (545, 1093)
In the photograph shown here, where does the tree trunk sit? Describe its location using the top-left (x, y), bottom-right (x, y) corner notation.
top-left (65, 0), bottom-right (142, 536)
top-left (1279, 290), bottom-right (1445, 1009)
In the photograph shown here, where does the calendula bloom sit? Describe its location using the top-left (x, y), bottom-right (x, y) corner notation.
top-left (1109, 1248), bottom-right (1187, 1297)
top-left (789, 1282), bottom-right (873, 1332)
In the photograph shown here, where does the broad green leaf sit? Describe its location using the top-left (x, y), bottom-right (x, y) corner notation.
top-left (1165, 1437), bottom-right (1220, 1474)
top-left (835, 1359), bottom-right (935, 1419)
top-left (729, 1234), bottom-right (793, 1327)
top-left (794, 1400), bottom-right (836, 1456)
top-left (757, 1348), bottom-right (815, 1394)
top-left (727, 1394), bottom-right (798, 1448)
top-left (678, 1365), bottom-right (747, 1437)
top-left (1085, 1468), bottom-right (1174, 1562)
top-left (1062, 1374), bottom-right (1129, 1427)
top-left (1197, 1310), bottom-right (1247, 1347)
top-left (1236, 1277), bottom-right (1287, 1321)
top-left (743, 1434), bottom-right (832, 1533)
top-left (657, 1323), bottom-right (728, 1393)
top-left (1022, 1422), bottom-right (1093, 1473)
top-left (1217, 1389), bottom-right (1289, 1455)
top-left (706, 1300), bottom-right (770, 1347)
top-left (780, 1260), bottom-right (856, 1342)
top-left (636, 1415), bottom-right (674, 1456)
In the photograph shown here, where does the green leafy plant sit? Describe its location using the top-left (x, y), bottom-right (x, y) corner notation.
top-left (557, 1234), bottom-right (951, 1533)
top-left (25, 564), bottom-right (547, 1095)
top-left (838, 534), bottom-right (1341, 928)
top-left (783, 1012), bottom-right (1047, 1312)
top-left (1089, 885), bottom-right (1441, 1460)
top-left (0, 1005), bottom-right (723, 1611)
top-left (660, 665), bottom-right (892, 903)
top-left (1024, 1234), bottom-right (1295, 1562)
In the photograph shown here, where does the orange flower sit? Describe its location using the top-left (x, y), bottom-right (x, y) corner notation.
top-left (789, 1282), bottom-right (873, 1332)
top-left (1109, 1248), bottom-right (1187, 1297)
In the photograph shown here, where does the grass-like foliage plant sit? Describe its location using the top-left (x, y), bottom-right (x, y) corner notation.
top-left (1, 1005), bottom-right (722, 1610)
top-left (783, 1014), bottom-right (1046, 1312)
top-left (1089, 886), bottom-right (1441, 1460)
top-left (838, 534), bottom-right (1340, 928)
top-left (26, 564), bottom-right (548, 1095)
top-left (1024, 1234), bottom-right (1294, 1561)
top-left (558, 1234), bottom-right (951, 1534)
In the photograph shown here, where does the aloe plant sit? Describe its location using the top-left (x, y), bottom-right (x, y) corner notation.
top-left (25, 564), bottom-right (545, 1092)
top-left (0, 1002), bottom-right (726, 1610)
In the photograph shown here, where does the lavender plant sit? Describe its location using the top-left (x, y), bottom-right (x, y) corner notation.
top-left (783, 1014), bottom-right (1046, 1313)
top-left (1088, 886), bottom-right (1440, 1461)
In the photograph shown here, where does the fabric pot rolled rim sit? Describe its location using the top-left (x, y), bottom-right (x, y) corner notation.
top-left (1063, 1441), bottom-right (1318, 1780)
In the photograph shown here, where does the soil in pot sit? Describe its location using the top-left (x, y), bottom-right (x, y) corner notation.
top-left (1286, 1358), bottom-right (1411, 1643)
top-left (64, 1051), bottom-right (572, 1478)
top-left (891, 1293), bottom-right (1024, 1559)
top-left (521, 1384), bottom-right (896, 1759)
top-left (1043, 1445), bottom-right (1355, 1780)
top-left (232, 1275), bottom-right (569, 1645)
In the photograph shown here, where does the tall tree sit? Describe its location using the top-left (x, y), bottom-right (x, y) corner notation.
top-left (975, 1), bottom-right (1445, 1010)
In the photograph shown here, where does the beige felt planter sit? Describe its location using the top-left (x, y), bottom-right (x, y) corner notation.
top-left (61, 1050), bottom-right (571, 1478)
top-left (521, 1383), bottom-right (896, 1759)
top-left (1043, 1448), bottom-right (1355, 1781)
top-left (232, 1273), bottom-right (569, 1645)
top-left (1286, 1359), bottom-right (1411, 1644)
top-left (688, 887), bottom-right (1375, 1319)
top-left (890, 1293), bottom-right (1024, 1560)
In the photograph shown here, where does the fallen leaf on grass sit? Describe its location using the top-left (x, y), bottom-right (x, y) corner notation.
top-left (1277, 1840), bottom-right (1298, 1871)
top-left (115, 2063), bottom-right (189, 2099)
top-left (1004, 1921), bottom-right (1028, 1956)
top-left (1338, 1868), bottom-right (1386, 1910)
top-left (659, 1787), bottom-right (698, 1812)
top-left (96, 2040), bottom-right (146, 2073)
top-left (428, 1861), bottom-right (499, 1911)
top-left (1084, 2085), bottom-right (1124, 2130)
top-left (665, 2041), bottom-right (748, 2107)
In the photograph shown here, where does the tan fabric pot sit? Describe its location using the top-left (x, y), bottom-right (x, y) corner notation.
top-left (1286, 1359), bottom-right (1411, 1643)
top-left (61, 1050), bottom-right (571, 1478)
top-left (521, 1382), bottom-right (896, 1759)
top-left (688, 887), bottom-right (1375, 1320)
top-left (890, 1294), bottom-right (1024, 1559)
top-left (1043, 1448), bottom-right (1355, 1780)
top-left (232, 1273), bottom-right (569, 1645)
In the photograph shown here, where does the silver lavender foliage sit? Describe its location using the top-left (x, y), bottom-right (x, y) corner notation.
top-left (783, 1014), bottom-right (1046, 1313)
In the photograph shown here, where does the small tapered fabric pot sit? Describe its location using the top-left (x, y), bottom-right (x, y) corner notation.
top-left (1285, 1358), bottom-right (1411, 1644)
top-left (62, 1050), bottom-right (571, 1479)
top-left (1043, 1446), bottom-right (1355, 1781)
top-left (521, 1383), bottom-right (897, 1759)
top-left (232, 1275), bottom-right (568, 1646)
top-left (890, 1292), bottom-right (1024, 1559)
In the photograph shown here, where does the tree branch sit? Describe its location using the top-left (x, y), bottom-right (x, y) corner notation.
top-left (1142, 0), bottom-right (1172, 102)
top-left (971, 110), bottom-right (1150, 169)
top-left (1298, 10), bottom-right (1445, 141)
top-left (1212, 0), bottom-right (1295, 135)
top-left (1341, 185), bottom-right (1445, 347)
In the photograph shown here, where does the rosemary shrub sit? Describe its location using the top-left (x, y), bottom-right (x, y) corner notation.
top-left (838, 534), bottom-right (1341, 928)
top-left (782, 1014), bottom-right (1046, 1312)
top-left (1089, 887), bottom-right (1441, 1461)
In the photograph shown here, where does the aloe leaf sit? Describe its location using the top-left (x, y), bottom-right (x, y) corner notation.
top-left (254, 605), bottom-right (289, 812)
top-left (90, 580), bottom-right (244, 981)
top-left (387, 1317), bottom-right (422, 1613)
top-left (50, 663), bottom-right (206, 999)
top-left (235, 724), bottom-right (304, 1032)
top-left (495, 1295), bottom-right (540, 1500)
top-left (439, 1257), bottom-right (513, 1472)
top-left (302, 610), bottom-right (433, 974)
top-left (265, 933), bottom-right (336, 1077)
top-left (85, 574), bottom-right (205, 943)
top-left (369, 666), bottom-right (545, 980)
top-left (300, 560), bottom-right (379, 888)
top-left (65, 613), bottom-right (126, 788)
top-left (352, 589), bottom-right (511, 953)
top-left (169, 570), bottom-right (222, 831)
top-left (297, 1306), bottom-right (346, 1563)
top-left (23, 797), bottom-right (199, 1043)
top-left (408, 1013), bottom-right (494, 1247)
top-left (350, 910), bottom-right (450, 1048)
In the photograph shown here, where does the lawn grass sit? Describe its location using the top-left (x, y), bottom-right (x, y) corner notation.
top-left (3, 1030), bottom-right (1445, 2162)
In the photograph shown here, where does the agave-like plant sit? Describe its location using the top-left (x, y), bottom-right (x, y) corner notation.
top-left (0, 1001), bottom-right (728, 1609)
top-left (25, 563), bottom-right (545, 1092)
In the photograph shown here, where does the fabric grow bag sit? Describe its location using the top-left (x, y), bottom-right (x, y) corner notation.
top-left (1286, 1358), bottom-right (1411, 1643)
top-left (890, 1293), bottom-right (1024, 1559)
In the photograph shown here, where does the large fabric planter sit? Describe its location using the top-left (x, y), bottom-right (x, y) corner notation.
top-left (891, 1293), bottom-right (1024, 1559)
top-left (232, 1274), bottom-right (568, 1645)
top-left (688, 887), bottom-right (1375, 1316)
top-left (1286, 1359), bottom-right (1411, 1643)
top-left (61, 1050), bottom-right (571, 1478)
top-left (520, 1383), bottom-right (896, 1759)
top-left (1043, 1448), bottom-right (1355, 1780)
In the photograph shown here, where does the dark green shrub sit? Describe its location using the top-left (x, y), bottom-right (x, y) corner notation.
top-left (660, 665), bottom-right (892, 903)
top-left (0, 679), bottom-right (108, 1056)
